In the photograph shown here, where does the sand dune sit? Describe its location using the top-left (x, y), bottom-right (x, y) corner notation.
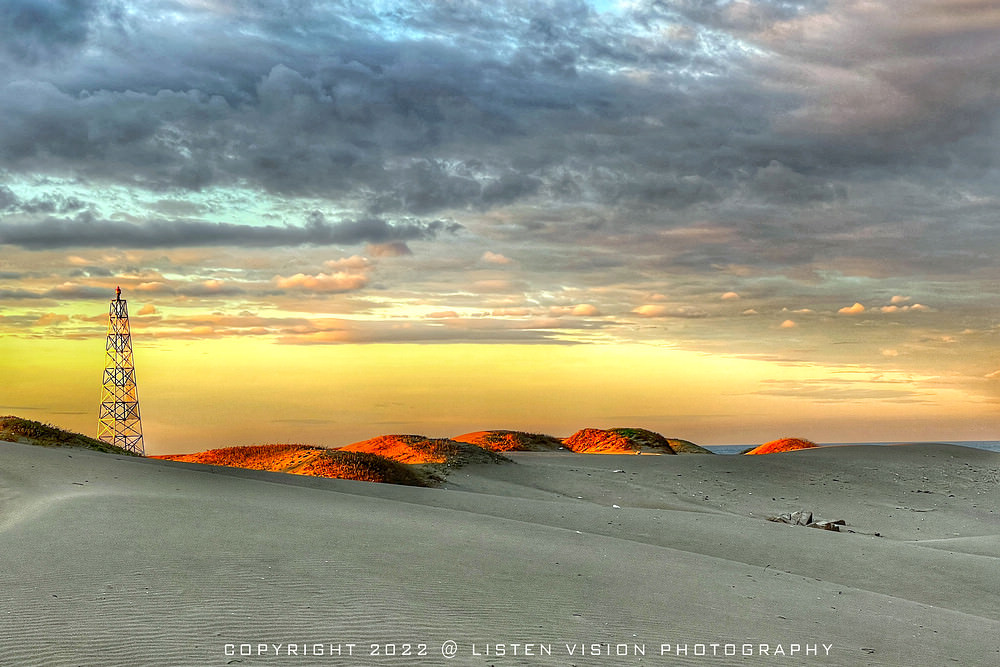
top-left (563, 427), bottom-right (713, 454)
top-left (452, 430), bottom-right (565, 452)
top-left (154, 444), bottom-right (428, 486)
top-left (1, 439), bottom-right (998, 666)
top-left (339, 434), bottom-right (509, 465)
top-left (744, 437), bottom-right (819, 455)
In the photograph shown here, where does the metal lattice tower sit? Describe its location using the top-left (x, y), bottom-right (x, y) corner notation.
top-left (98, 286), bottom-right (145, 455)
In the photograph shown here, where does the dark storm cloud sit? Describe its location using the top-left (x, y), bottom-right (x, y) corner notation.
top-left (740, 0), bottom-right (1000, 156)
top-left (0, 0), bottom-right (101, 63)
top-left (0, 0), bottom-right (767, 209)
top-left (0, 0), bottom-right (997, 280)
top-left (0, 183), bottom-right (87, 214)
top-left (0, 211), bottom-right (462, 249)
top-left (750, 161), bottom-right (846, 205)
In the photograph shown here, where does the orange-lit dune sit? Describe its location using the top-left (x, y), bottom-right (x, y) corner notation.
top-left (452, 430), bottom-right (564, 452)
top-left (339, 434), bottom-right (509, 465)
top-left (562, 427), bottom-right (714, 454)
top-left (155, 444), bottom-right (324, 471)
top-left (743, 437), bottom-right (819, 455)
top-left (154, 444), bottom-right (426, 485)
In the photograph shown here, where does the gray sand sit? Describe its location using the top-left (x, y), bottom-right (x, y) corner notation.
top-left (1, 441), bottom-right (997, 666)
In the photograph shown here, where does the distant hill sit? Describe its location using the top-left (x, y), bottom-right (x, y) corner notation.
top-left (743, 437), bottom-right (819, 455)
top-left (452, 430), bottom-right (565, 452)
top-left (563, 427), bottom-right (714, 454)
top-left (155, 444), bottom-right (426, 486)
top-left (0, 416), bottom-right (139, 456)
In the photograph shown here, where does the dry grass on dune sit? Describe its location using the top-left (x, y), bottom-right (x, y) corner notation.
top-left (154, 444), bottom-right (429, 485)
top-left (297, 450), bottom-right (427, 486)
top-left (743, 437), bottom-right (819, 455)
top-left (155, 444), bottom-right (321, 470)
top-left (563, 428), bottom-right (646, 453)
top-left (154, 435), bottom-right (514, 488)
top-left (0, 415), bottom-right (138, 456)
top-left (563, 427), bottom-right (714, 454)
top-left (340, 434), bottom-right (510, 465)
top-left (452, 430), bottom-right (565, 452)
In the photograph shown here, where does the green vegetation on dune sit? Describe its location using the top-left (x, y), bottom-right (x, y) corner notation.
top-left (452, 430), bottom-right (565, 452)
top-left (564, 427), bottom-right (715, 454)
top-left (607, 428), bottom-right (714, 454)
top-left (0, 416), bottom-right (139, 456)
top-left (304, 450), bottom-right (428, 486)
top-left (663, 438), bottom-right (715, 455)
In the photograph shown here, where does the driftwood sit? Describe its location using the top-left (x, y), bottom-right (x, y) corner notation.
top-left (768, 510), bottom-right (847, 532)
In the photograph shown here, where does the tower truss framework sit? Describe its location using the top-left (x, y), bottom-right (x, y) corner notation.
top-left (98, 286), bottom-right (144, 455)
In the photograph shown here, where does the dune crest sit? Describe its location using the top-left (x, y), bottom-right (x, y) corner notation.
top-left (563, 427), bottom-right (713, 454)
top-left (452, 430), bottom-right (564, 452)
top-left (154, 444), bottom-right (426, 486)
top-left (340, 434), bottom-right (509, 465)
top-left (0, 415), bottom-right (137, 456)
top-left (744, 437), bottom-right (819, 455)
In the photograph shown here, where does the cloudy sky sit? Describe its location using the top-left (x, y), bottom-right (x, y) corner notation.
top-left (2, 0), bottom-right (999, 453)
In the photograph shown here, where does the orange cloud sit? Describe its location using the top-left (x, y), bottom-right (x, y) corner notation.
top-left (324, 255), bottom-right (371, 271)
top-left (880, 303), bottom-right (931, 313)
top-left (35, 313), bottom-right (69, 326)
top-left (633, 305), bottom-right (668, 317)
top-left (780, 319), bottom-right (797, 328)
top-left (838, 302), bottom-right (865, 315)
top-left (492, 308), bottom-right (533, 317)
top-left (721, 291), bottom-right (740, 300)
top-left (274, 272), bottom-right (368, 292)
top-left (549, 304), bottom-right (600, 317)
top-left (137, 304), bottom-right (158, 315)
top-left (366, 242), bottom-right (411, 257)
top-left (481, 251), bottom-right (512, 265)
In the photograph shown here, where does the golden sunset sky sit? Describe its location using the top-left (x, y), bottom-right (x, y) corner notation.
top-left (2, 1), bottom-right (999, 453)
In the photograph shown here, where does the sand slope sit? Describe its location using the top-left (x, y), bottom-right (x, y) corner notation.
top-left (1, 441), bottom-right (998, 666)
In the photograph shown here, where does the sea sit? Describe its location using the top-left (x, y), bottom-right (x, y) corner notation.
top-left (704, 441), bottom-right (1000, 455)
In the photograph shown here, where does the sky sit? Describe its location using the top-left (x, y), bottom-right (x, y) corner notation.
top-left (2, 0), bottom-right (1000, 454)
